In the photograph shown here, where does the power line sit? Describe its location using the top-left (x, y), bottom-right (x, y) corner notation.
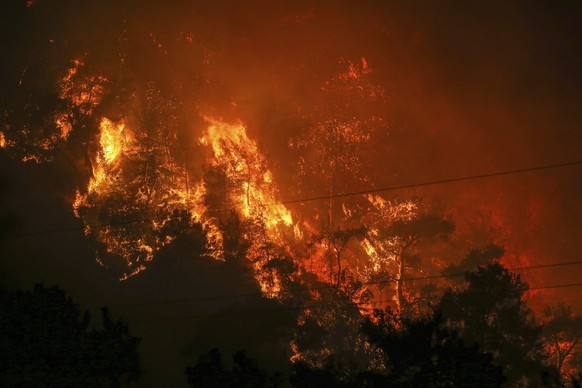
top-left (112, 259), bottom-right (582, 308)
top-left (133, 281), bottom-right (582, 324)
top-left (281, 159), bottom-right (582, 205)
top-left (367, 259), bottom-right (582, 285)
top-left (13, 159), bottom-right (582, 237)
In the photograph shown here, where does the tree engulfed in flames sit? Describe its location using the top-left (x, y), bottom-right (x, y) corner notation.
top-left (73, 113), bottom-right (298, 286)
top-left (199, 118), bottom-right (299, 296)
top-left (1, 54), bottom-right (459, 321)
top-left (201, 118), bottom-right (293, 233)
top-left (73, 115), bottom-right (208, 279)
top-left (0, 59), bottom-right (107, 163)
top-left (2, 57), bottom-right (453, 311)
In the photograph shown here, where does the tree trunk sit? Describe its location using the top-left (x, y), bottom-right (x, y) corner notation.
top-left (395, 238), bottom-right (414, 312)
top-left (336, 249), bottom-right (341, 292)
top-left (396, 255), bottom-right (404, 311)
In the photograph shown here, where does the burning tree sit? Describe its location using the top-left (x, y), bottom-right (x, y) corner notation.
top-left (200, 118), bottom-right (297, 296)
top-left (542, 303), bottom-right (582, 379)
top-left (361, 196), bottom-right (454, 313)
top-left (0, 58), bottom-right (107, 163)
top-left (291, 119), bottom-right (369, 227)
top-left (73, 83), bottom-right (205, 279)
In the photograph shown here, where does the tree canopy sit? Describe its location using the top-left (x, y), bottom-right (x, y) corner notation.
top-left (0, 284), bottom-right (141, 387)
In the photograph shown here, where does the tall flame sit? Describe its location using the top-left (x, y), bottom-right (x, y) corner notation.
top-left (200, 117), bottom-right (297, 296)
top-left (201, 118), bottom-right (293, 238)
top-left (99, 118), bottom-right (127, 165)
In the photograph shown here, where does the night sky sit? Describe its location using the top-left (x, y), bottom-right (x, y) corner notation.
top-left (1, 1), bottom-right (582, 386)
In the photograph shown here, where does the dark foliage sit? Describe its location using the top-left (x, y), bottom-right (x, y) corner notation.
top-left (186, 348), bottom-right (281, 388)
top-left (443, 244), bottom-right (505, 278)
top-left (438, 262), bottom-right (561, 386)
top-left (0, 284), bottom-right (141, 387)
top-left (362, 310), bottom-right (505, 387)
top-left (290, 309), bottom-right (504, 387)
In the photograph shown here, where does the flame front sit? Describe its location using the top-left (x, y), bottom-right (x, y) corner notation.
top-left (200, 118), bottom-right (297, 296)
top-left (72, 115), bottom-right (298, 286)
top-left (99, 118), bottom-right (127, 165)
top-left (202, 118), bottom-right (293, 234)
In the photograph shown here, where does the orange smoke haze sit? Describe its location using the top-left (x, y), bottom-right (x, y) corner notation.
top-left (1, 0), bottom-right (582, 315)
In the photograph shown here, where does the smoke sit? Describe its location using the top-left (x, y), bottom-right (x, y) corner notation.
top-left (2, 0), bottom-right (582, 310)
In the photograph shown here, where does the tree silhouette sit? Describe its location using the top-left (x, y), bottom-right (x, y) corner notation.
top-left (542, 303), bottom-right (582, 379)
top-left (186, 348), bottom-right (280, 388)
top-left (0, 284), bottom-right (141, 387)
top-left (317, 227), bottom-right (367, 291)
top-left (290, 307), bottom-right (505, 387)
top-left (361, 309), bottom-right (505, 387)
top-left (290, 285), bottom-right (372, 372)
top-left (437, 262), bottom-right (560, 386)
top-left (362, 200), bottom-right (454, 313)
top-left (442, 244), bottom-right (505, 279)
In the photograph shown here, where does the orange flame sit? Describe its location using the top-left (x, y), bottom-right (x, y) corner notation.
top-left (200, 117), bottom-right (297, 296)
top-left (201, 118), bottom-right (294, 236)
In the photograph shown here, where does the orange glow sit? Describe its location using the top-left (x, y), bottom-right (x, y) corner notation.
top-left (84, 118), bottom-right (129, 193)
top-left (200, 117), bottom-right (297, 296)
top-left (99, 118), bottom-right (128, 165)
top-left (59, 60), bottom-right (107, 117)
top-left (74, 116), bottom-right (195, 279)
top-left (201, 118), bottom-right (294, 236)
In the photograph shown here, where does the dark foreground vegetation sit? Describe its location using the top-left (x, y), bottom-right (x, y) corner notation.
top-left (1, 259), bottom-right (580, 387)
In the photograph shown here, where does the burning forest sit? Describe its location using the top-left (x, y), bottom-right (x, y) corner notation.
top-left (1, 0), bottom-right (582, 386)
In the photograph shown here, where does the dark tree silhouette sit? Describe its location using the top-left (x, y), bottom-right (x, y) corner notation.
top-left (442, 244), bottom-right (505, 279)
top-left (542, 303), bottom-right (582, 378)
top-left (0, 284), bottom-right (141, 387)
top-left (437, 262), bottom-right (560, 387)
top-left (384, 215), bottom-right (454, 312)
top-left (363, 209), bottom-right (454, 313)
top-left (186, 348), bottom-right (280, 388)
top-left (361, 309), bottom-right (505, 387)
top-left (318, 227), bottom-right (367, 291)
top-left (290, 308), bottom-right (504, 387)
top-left (290, 356), bottom-right (358, 388)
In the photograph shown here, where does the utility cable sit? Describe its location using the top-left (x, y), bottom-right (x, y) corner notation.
top-left (133, 281), bottom-right (582, 323)
top-left (12, 159), bottom-right (582, 237)
top-left (111, 259), bottom-right (582, 308)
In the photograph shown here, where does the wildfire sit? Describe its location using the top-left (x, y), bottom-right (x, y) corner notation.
top-left (59, 59), bottom-right (107, 116)
top-left (74, 114), bottom-right (208, 278)
top-left (99, 118), bottom-right (128, 165)
top-left (199, 117), bottom-right (298, 296)
top-left (201, 118), bottom-right (294, 237)
top-left (71, 113), bottom-right (300, 285)
top-left (85, 118), bottom-right (129, 193)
